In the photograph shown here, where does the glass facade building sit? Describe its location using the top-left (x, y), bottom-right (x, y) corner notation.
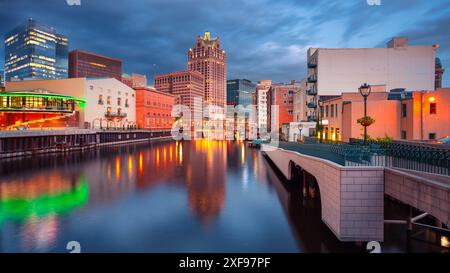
top-left (226, 79), bottom-right (256, 107)
top-left (0, 70), bottom-right (4, 87)
top-left (4, 19), bottom-right (68, 81)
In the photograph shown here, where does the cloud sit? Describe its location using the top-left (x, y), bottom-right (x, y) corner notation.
top-left (0, 0), bottom-right (449, 86)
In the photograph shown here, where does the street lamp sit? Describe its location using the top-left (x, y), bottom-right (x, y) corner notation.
top-left (359, 83), bottom-right (372, 145)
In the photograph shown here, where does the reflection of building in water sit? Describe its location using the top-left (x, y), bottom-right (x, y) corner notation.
top-left (0, 173), bottom-right (88, 252)
top-left (186, 140), bottom-right (226, 225)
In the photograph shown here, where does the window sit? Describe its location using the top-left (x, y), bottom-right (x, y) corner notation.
top-left (89, 85), bottom-right (94, 90)
top-left (326, 105), bottom-right (329, 117)
top-left (117, 98), bottom-right (121, 106)
top-left (125, 99), bottom-right (129, 108)
top-left (98, 95), bottom-right (104, 105)
top-left (401, 104), bottom-right (407, 118)
top-left (331, 105), bottom-right (334, 118)
top-left (107, 96), bottom-right (111, 105)
top-left (430, 103), bottom-right (437, 114)
top-left (429, 133), bottom-right (436, 140)
top-left (401, 130), bottom-right (407, 140)
top-left (336, 104), bottom-right (338, 118)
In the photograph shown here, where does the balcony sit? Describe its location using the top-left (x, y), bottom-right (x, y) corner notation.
top-left (307, 75), bottom-right (317, 83)
top-left (307, 61), bottom-right (317, 68)
top-left (307, 102), bottom-right (317, 109)
top-left (105, 112), bottom-right (127, 118)
top-left (307, 88), bottom-right (317, 96)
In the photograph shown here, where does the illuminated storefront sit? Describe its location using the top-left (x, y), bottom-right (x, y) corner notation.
top-left (0, 90), bottom-right (85, 129)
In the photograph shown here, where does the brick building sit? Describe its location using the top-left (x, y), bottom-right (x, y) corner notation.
top-left (135, 87), bottom-right (174, 130)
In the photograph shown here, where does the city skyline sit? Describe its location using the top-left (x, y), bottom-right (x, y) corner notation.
top-left (0, 0), bottom-right (449, 86)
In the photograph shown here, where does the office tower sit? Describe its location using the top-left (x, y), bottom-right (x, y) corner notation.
top-left (69, 49), bottom-right (122, 80)
top-left (188, 32), bottom-right (226, 110)
top-left (226, 79), bottom-right (256, 107)
top-left (4, 19), bottom-right (68, 81)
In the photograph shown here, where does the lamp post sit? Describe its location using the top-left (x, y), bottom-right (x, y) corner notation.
top-left (359, 83), bottom-right (372, 146)
top-left (318, 99), bottom-right (324, 142)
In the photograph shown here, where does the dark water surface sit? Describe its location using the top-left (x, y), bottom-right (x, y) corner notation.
top-left (0, 140), bottom-right (446, 253)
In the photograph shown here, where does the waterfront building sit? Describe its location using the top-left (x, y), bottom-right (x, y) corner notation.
top-left (188, 32), bottom-right (226, 111)
top-left (226, 79), bottom-right (256, 107)
top-left (5, 78), bottom-right (136, 129)
top-left (69, 50), bottom-right (122, 81)
top-left (307, 37), bottom-right (438, 121)
top-left (256, 80), bottom-right (272, 138)
top-left (122, 73), bottom-right (148, 88)
top-left (0, 90), bottom-right (84, 129)
top-left (4, 19), bottom-right (68, 81)
top-left (135, 87), bottom-right (174, 130)
top-left (320, 86), bottom-right (450, 142)
top-left (269, 80), bottom-right (300, 139)
top-left (154, 70), bottom-right (204, 137)
top-left (293, 79), bottom-right (308, 122)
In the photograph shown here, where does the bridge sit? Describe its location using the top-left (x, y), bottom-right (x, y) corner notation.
top-left (262, 141), bottom-right (450, 243)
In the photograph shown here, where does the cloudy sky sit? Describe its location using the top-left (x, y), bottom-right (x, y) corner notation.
top-left (0, 0), bottom-right (449, 86)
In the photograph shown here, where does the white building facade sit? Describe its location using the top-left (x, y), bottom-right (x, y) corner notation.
top-left (306, 37), bottom-right (438, 120)
top-left (256, 80), bottom-right (271, 137)
top-left (86, 78), bottom-right (136, 129)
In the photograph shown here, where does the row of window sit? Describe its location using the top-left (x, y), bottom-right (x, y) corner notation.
top-left (322, 103), bottom-right (339, 118)
top-left (401, 103), bottom-right (437, 117)
top-left (401, 131), bottom-right (436, 140)
top-left (98, 95), bottom-right (129, 107)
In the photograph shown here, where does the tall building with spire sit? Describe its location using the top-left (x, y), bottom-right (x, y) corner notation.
top-left (188, 32), bottom-right (226, 111)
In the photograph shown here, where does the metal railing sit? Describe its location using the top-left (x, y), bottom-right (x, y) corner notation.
top-left (297, 137), bottom-right (450, 176)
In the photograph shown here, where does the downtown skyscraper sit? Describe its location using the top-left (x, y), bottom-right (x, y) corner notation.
top-left (4, 19), bottom-right (68, 81)
top-left (188, 32), bottom-right (226, 112)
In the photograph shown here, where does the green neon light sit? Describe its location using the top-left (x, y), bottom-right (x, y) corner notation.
top-left (0, 92), bottom-right (86, 104)
top-left (0, 177), bottom-right (89, 225)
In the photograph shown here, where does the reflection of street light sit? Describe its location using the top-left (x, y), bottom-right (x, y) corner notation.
top-left (318, 99), bottom-right (324, 142)
top-left (359, 83), bottom-right (372, 145)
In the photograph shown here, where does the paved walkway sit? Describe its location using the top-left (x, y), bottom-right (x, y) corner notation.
top-left (278, 142), bottom-right (346, 166)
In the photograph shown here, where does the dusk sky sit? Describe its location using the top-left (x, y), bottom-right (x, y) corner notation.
top-left (0, 0), bottom-right (449, 86)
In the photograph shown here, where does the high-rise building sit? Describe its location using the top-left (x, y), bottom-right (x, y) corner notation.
top-left (256, 80), bottom-right (272, 137)
top-left (188, 32), bottom-right (226, 111)
top-left (293, 79), bottom-right (308, 122)
top-left (4, 19), bottom-right (68, 81)
top-left (154, 70), bottom-right (204, 137)
top-left (306, 37), bottom-right (438, 121)
top-left (226, 79), bottom-right (256, 107)
top-left (435, 57), bottom-right (445, 90)
top-left (69, 50), bottom-right (122, 80)
top-left (0, 70), bottom-right (4, 87)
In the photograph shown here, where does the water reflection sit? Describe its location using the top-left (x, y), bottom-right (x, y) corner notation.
top-left (0, 140), bottom-right (443, 253)
top-left (0, 174), bottom-right (88, 252)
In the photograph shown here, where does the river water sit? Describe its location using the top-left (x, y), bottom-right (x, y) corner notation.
top-left (0, 140), bottom-right (446, 253)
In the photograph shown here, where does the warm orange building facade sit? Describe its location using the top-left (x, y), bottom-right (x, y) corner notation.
top-left (321, 87), bottom-right (450, 142)
top-left (188, 32), bottom-right (226, 109)
top-left (269, 81), bottom-right (298, 131)
top-left (134, 87), bottom-right (174, 130)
